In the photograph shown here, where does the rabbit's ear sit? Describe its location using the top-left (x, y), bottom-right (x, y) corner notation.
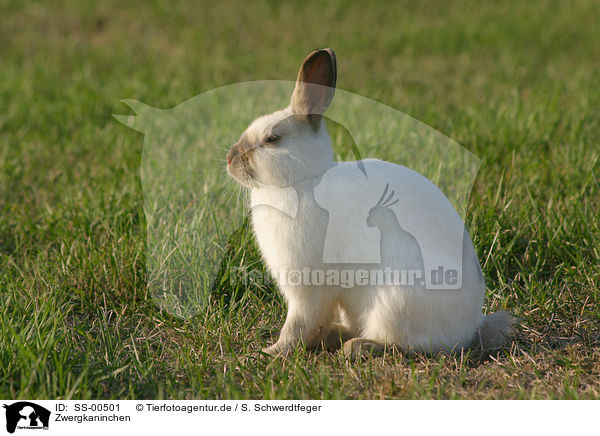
top-left (291, 48), bottom-right (337, 127)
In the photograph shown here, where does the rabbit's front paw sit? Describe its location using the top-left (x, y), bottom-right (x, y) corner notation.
top-left (343, 338), bottom-right (386, 361)
top-left (261, 343), bottom-right (293, 357)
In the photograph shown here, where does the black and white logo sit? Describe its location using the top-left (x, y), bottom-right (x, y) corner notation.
top-left (2, 402), bottom-right (50, 434)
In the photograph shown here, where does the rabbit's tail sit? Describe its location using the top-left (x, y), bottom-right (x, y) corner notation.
top-left (471, 311), bottom-right (515, 351)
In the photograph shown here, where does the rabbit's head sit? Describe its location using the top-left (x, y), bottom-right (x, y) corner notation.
top-left (227, 49), bottom-right (337, 188)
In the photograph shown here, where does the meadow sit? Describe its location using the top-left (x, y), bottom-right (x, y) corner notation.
top-left (1, 0), bottom-right (599, 399)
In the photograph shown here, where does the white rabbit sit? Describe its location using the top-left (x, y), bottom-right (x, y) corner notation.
top-left (226, 48), bottom-right (513, 358)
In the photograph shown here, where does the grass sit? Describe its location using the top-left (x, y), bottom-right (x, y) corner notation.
top-left (1, 0), bottom-right (599, 399)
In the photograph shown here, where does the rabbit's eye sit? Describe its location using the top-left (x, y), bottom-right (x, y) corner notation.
top-left (263, 134), bottom-right (281, 145)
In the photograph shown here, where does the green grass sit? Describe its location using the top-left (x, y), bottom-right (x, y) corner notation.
top-left (1, 0), bottom-right (599, 399)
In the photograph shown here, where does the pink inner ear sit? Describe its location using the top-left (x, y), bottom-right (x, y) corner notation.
top-left (304, 54), bottom-right (331, 86)
top-left (292, 49), bottom-right (336, 118)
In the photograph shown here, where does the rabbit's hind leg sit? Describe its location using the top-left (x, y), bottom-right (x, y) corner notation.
top-left (322, 322), bottom-right (357, 350)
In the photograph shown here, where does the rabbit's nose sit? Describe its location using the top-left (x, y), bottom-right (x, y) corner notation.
top-left (226, 147), bottom-right (237, 165)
